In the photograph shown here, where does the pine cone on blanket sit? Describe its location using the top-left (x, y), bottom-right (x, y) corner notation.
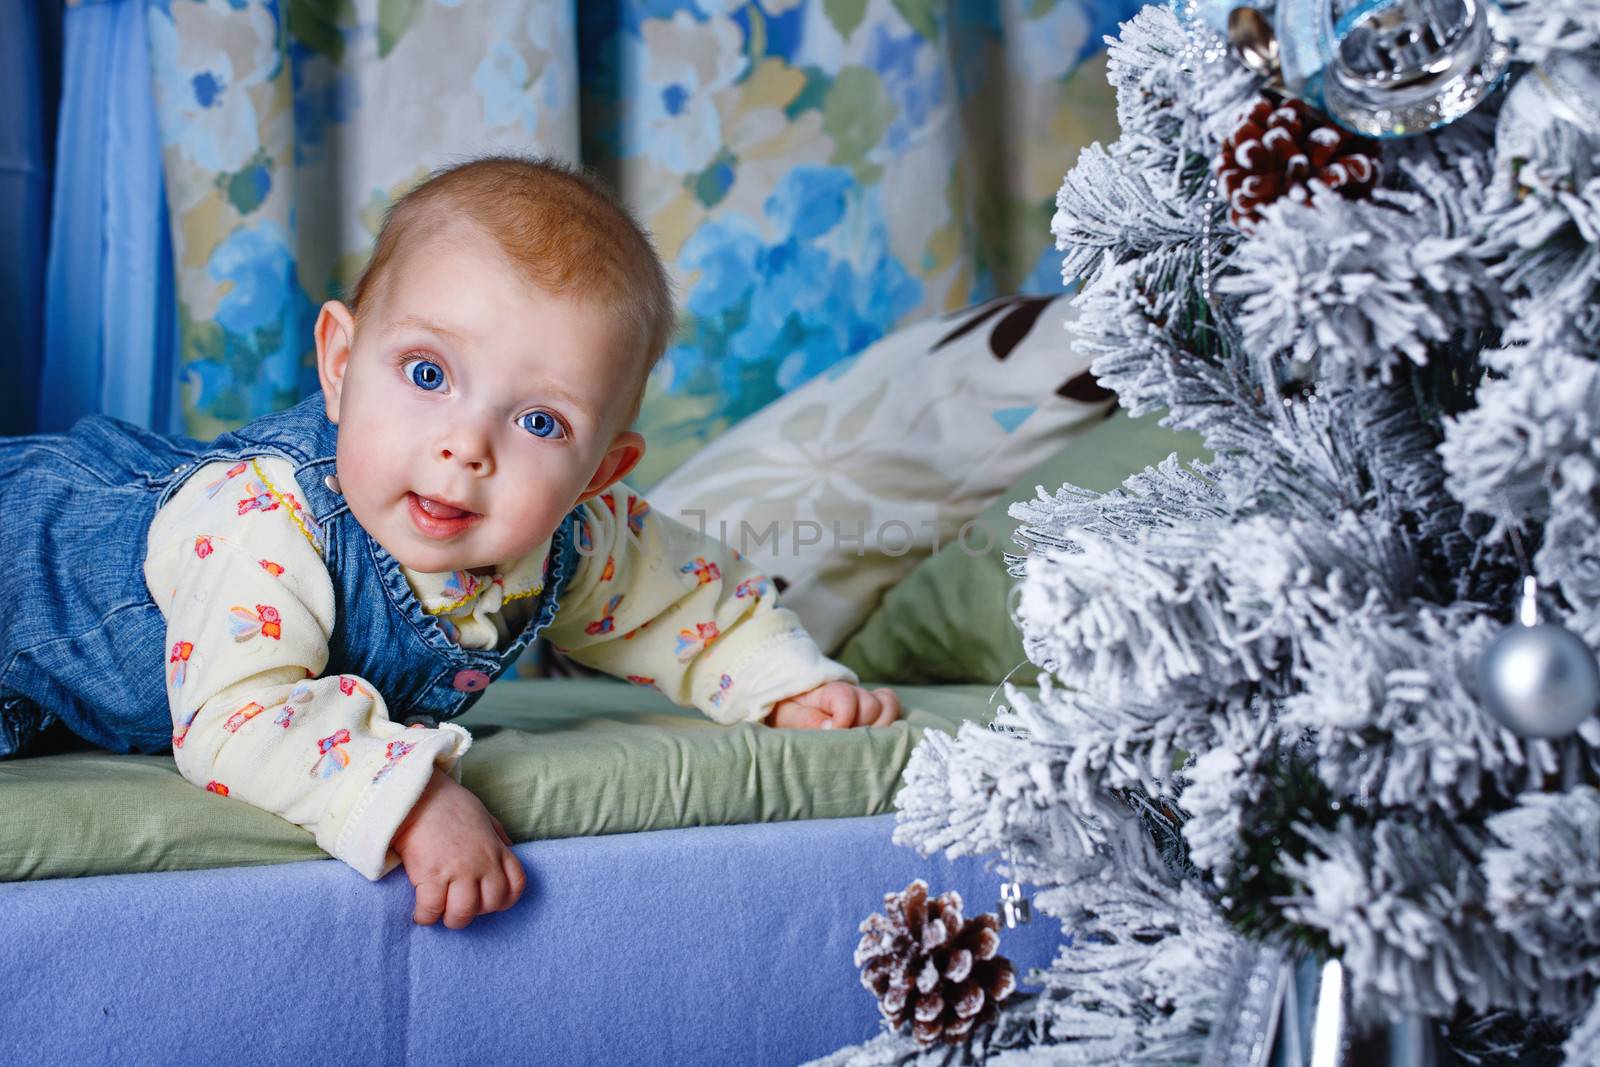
top-left (1217, 96), bottom-right (1381, 228)
top-left (854, 879), bottom-right (1018, 1046)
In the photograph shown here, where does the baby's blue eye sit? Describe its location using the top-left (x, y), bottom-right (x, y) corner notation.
top-left (518, 410), bottom-right (565, 439)
top-left (404, 359), bottom-right (445, 391)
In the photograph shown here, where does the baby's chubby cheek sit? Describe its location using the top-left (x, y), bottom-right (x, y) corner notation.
top-left (333, 423), bottom-right (409, 506)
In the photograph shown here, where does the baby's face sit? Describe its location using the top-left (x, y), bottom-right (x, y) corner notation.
top-left (317, 219), bottom-right (643, 574)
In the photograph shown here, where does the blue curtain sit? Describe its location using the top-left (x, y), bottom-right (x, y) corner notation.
top-left (0, 0), bottom-right (61, 436)
top-left (19, 0), bottom-right (1129, 447)
top-left (36, 0), bottom-right (179, 436)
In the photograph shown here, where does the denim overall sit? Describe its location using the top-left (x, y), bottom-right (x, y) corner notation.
top-left (0, 394), bottom-right (581, 758)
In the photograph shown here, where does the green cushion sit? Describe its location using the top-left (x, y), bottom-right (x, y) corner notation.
top-left (835, 408), bottom-right (1210, 685)
top-left (0, 677), bottom-right (1015, 881)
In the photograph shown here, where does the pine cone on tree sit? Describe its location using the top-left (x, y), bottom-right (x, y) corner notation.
top-left (853, 879), bottom-right (1018, 1046)
top-left (1217, 97), bottom-right (1381, 228)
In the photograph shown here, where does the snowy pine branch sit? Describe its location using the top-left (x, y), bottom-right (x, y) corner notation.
top-left (826, 3), bottom-right (1600, 1063)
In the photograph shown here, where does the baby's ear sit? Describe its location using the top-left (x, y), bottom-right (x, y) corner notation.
top-left (577, 431), bottom-right (645, 504)
top-left (314, 301), bottom-right (358, 423)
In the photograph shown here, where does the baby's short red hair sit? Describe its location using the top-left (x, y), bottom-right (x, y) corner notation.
top-left (351, 155), bottom-right (675, 420)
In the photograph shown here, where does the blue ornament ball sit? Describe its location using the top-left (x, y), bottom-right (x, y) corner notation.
top-left (1477, 622), bottom-right (1600, 739)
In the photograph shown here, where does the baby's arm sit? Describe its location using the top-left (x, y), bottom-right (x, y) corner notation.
top-left (544, 484), bottom-right (898, 728)
top-left (389, 767), bottom-right (525, 928)
top-left (144, 458), bottom-right (477, 884)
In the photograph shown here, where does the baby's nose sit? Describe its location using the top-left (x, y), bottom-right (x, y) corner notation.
top-left (438, 434), bottom-right (494, 475)
top-left (438, 447), bottom-right (486, 470)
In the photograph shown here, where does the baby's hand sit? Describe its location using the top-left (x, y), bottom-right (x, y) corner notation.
top-left (764, 681), bottom-right (902, 730)
top-left (390, 768), bottom-right (525, 929)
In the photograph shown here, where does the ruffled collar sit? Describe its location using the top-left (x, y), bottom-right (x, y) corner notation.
top-left (402, 539), bottom-right (552, 621)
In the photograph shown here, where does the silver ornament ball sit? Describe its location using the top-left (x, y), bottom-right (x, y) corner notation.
top-left (1478, 621), bottom-right (1600, 738)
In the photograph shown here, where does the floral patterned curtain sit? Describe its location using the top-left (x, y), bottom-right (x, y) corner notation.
top-left (146, 0), bottom-right (1131, 485)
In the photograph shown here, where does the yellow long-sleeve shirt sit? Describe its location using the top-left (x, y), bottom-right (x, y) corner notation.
top-left (142, 456), bottom-right (854, 880)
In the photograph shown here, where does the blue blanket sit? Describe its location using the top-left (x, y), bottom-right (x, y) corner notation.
top-left (0, 814), bottom-right (1061, 1065)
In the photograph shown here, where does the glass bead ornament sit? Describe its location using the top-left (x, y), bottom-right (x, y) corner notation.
top-left (1477, 578), bottom-right (1600, 739)
top-left (1212, 0), bottom-right (1511, 137)
top-left (998, 882), bottom-right (1031, 928)
top-left (1285, 0), bottom-right (1512, 136)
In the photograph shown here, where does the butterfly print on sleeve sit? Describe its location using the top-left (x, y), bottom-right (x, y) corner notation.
top-left (203, 462), bottom-right (249, 499)
top-left (673, 622), bottom-right (721, 662)
top-left (312, 729), bottom-right (352, 778)
top-left (679, 557), bottom-right (721, 586)
top-left (229, 604), bottom-right (282, 642)
top-left (585, 594), bottom-right (624, 636)
top-left (372, 740), bottom-right (417, 784)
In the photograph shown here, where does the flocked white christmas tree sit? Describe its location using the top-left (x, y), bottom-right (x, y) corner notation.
top-left (816, 0), bottom-right (1600, 1063)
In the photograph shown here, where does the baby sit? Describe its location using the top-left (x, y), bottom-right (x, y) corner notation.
top-left (0, 156), bottom-right (900, 928)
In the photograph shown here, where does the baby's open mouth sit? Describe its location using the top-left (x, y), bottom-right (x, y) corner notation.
top-left (414, 495), bottom-right (475, 520)
top-left (408, 492), bottom-right (482, 538)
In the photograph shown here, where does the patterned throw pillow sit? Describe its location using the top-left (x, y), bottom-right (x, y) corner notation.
top-left (646, 295), bottom-right (1114, 654)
